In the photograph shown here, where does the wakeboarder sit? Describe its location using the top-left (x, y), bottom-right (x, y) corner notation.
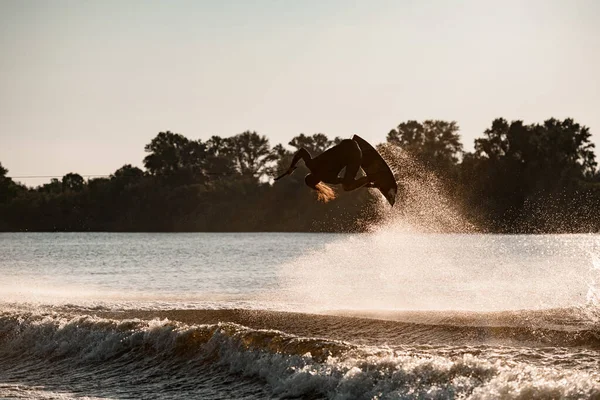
top-left (275, 135), bottom-right (398, 206)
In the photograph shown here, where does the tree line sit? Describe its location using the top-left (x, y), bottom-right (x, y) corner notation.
top-left (1, 117), bottom-right (599, 233)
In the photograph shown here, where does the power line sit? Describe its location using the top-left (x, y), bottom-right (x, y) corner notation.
top-left (7, 171), bottom-right (239, 180)
top-left (7, 175), bottom-right (111, 179)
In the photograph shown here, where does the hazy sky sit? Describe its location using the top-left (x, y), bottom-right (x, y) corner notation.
top-left (1, 0), bottom-right (599, 186)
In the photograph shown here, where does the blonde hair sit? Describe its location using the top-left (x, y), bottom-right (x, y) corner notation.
top-left (314, 182), bottom-right (336, 203)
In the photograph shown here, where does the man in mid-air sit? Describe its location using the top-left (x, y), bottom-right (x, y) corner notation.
top-left (275, 137), bottom-right (378, 202)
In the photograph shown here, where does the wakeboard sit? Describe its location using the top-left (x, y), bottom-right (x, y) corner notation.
top-left (352, 135), bottom-right (398, 206)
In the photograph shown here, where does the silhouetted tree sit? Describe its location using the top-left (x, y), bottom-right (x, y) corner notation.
top-left (144, 131), bottom-right (189, 175)
top-left (143, 131), bottom-right (208, 184)
top-left (272, 143), bottom-right (293, 178)
top-left (62, 173), bottom-right (85, 192)
top-left (288, 133), bottom-right (342, 155)
top-left (205, 135), bottom-right (238, 178)
top-left (461, 117), bottom-right (597, 230)
top-left (39, 178), bottom-right (63, 194)
top-left (271, 144), bottom-right (291, 159)
top-left (1, 120), bottom-right (599, 233)
top-left (109, 165), bottom-right (145, 192)
top-left (387, 120), bottom-right (463, 176)
top-left (227, 131), bottom-right (277, 179)
top-left (111, 164), bottom-right (144, 181)
top-left (473, 118), bottom-right (596, 190)
top-left (0, 162), bottom-right (26, 204)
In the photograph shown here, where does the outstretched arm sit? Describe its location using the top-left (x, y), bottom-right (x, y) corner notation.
top-left (274, 148), bottom-right (312, 181)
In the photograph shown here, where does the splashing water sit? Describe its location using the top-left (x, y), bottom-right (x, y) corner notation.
top-left (588, 254), bottom-right (600, 304)
top-left (581, 238), bottom-right (600, 322)
top-left (275, 147), bottom-right (600, 316)
top-left (275, 232), bottom-right (599, 313)
top-left (374, 144), bottom-right (477, 234)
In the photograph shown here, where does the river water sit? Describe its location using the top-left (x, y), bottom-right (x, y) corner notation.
top-left (1, 232), bottom-right (599, 399)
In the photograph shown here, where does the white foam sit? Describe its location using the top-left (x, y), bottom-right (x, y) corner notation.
top-left (274, 233), bottom-right (597, 312)
top-left (1, 309), bottom-right (598, 399)
top-left (0, 383), bottom-right (109, 399)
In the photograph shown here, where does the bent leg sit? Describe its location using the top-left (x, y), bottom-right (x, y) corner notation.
top-left (341, 159), bottom-right (371, 191)
top-left (342, 176), bottom-right (372, 191)
top-left (290, 148), bottom-right (312, 168)
top-left (275, 148), bottom-right (312, 181)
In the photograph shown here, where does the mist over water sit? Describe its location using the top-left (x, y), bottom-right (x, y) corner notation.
top-left (277, 148), bottom-right (600, 317)
top-left (277, 232), bottom-right (599, 313)
top-left (376, 144), bottom-right (478, 234)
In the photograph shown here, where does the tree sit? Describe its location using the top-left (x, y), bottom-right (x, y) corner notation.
top-left (271, 143), bottom-right (291, 160)
top-left (39, 178), bottom-right (63, 194)
top-left (473, 118), bottom-right (511, 160)
top-left (539, 118), bottom-right (596, 179)
top-left (205, 135), bottom-right (238, 178)
top-left (111, 164), bottom-right (144, 180)
top-left (143, 131), bottom-right (208, 184)
top-left (462, 117), bottom-right (598, 230)
top-left (144, 131), bottom-right (189, 175)
top-left (110, 164), bottom-right (145, 188)
top-left (473, 118), bottom-right (596, 189)
top-left (272, 143), bottom-right (294, 180)
top-left (288, 133), bottom-right (342, 155)
top-left (62, 173), bottom-right (85, 192)
top-left (0, 162), bottom-right (24, 204)
top-left (227, 131), bottom-right (277, 179)
top-left (387, 120), bottom-right (463, 175)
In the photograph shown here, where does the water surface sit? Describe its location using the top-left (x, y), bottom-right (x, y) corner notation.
top-left (1, 232), bottom-right (599, 399)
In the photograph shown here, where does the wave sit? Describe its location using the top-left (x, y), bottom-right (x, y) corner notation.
top-left (1, 307), bottom-right (599, 399)
top-left (89, 306), bottom-right (600, 349)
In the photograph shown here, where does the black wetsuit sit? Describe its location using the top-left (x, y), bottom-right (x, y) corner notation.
top-left (307, 139), bottom-right (362, 185)
top-left (286, 138), bottom-right (373, 191)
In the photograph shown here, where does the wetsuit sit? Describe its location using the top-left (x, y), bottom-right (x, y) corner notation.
top-left (284, 138), bottom-right (374, 191)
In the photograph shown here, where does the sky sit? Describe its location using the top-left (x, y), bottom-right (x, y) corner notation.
top-left (1, 0), bottom-right (599, 186)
